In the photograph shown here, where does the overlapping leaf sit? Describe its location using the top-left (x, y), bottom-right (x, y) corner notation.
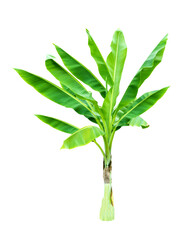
top-left (61, 126), bottom-right (104, 149)
top-left (14, 69), bottom-right (94, 120)
top-left (117, 34), bottom-right (168, 110)
top-left (54, 44), bottom-right (106, 97)
top-left (45, 58), bottom-right (95, 102)
top-left (116, 87), bottom-right (169, 128)
top-left (115, 109), bottom-right (149, 129)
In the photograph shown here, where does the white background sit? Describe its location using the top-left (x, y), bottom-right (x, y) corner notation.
top-left (0, 0), bottom-right (187, 239)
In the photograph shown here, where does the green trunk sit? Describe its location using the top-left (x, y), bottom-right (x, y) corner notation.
top-left (100, 161), bottom-right (114, 221)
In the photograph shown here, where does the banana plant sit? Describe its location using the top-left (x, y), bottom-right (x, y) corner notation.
top-left (14, 29), bottom-right (169, 221)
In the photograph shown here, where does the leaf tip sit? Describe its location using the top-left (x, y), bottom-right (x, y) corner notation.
top-left (13, 68), bottom-right (24, 76)
top-left (52, 43), bottom-right (58, 49)
top-left (13, 68), bottom-right (20, 72)
top-left (162, 33), bottom-right (168, 42)
top-left (116, 28), bottom-right (122, 32)
top-left (60, 144), bottom-right (66, 150)
top-left (34, 114), bottom-right (40, 118)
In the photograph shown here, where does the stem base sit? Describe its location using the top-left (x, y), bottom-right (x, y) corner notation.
top-left (100, 184), bottom-right (114, 221)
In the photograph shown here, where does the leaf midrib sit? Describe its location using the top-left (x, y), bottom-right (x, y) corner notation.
top-left (109, 34), bottom-right (120, 130)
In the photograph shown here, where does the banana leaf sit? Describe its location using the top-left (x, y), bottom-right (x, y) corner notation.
top-left (45, 58), bottom-right (95, 102)
top-left (54, 44), bottom-right (106, 98)
top-left (106, 30), bottom-right (127, 109)
top-left (86, 29), bottom-right (113, 87)
top-left (14, 69), bottom-right (94, 120)
top-left (116, 114), bottom-right (149, 129)
top-left (128, 116), bottom-right (149, 128)
top-left (101, 30), bottom-right (127, 130)
top-left (116, 87), bottom-right (169, 127)
top-left (117, 34), bottom-right (168, 110)
top-left (35, 115), bottom-right (79, 134)
top-left (61, 126), bottom-right (104, 149)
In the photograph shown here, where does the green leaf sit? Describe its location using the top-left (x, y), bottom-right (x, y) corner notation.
top-left (61, 126), bottom-right (104, 149)
top-left (45, 58), bottom-right (95, 102)
top-left (14, 69), bottom-right (94, 120)
top-left (117, 34), bottom-right (168, 110)
top-left (101, 30), bottom-right (127, 132)
top-left (86, 29), bottom-right (113, 86)
top-left (106, 30), bottom-right (127, 108)
top-left (115, 109), bottom-right (149, 129)
top-left (101, 88), bottom-right (113, 131)
top-left (35, 115), bottom-right (79, 134)
top-left (54, 44), bottom-right (106, 98)
top-left (128, 116), bottom-right (149, 128)
top-left (116, 87), bottom-right (169, 127)
top-left (55, 82), bottom-right (100, 125)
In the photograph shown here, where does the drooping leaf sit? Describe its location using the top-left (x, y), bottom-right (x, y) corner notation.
top-left (61, 126), bottom-right (104, 149)
top-left (115, 110), bottom-right (149, 129)
top-left (86, 29), bottom-right (113, 86)
top-left (35, 115), bottom-right (79, 134)
top-left (117, 34), bottom-right (168, 110)
top-left (116, 87), bottom-right (169, 127)
top-left (54, 44), bottom-right (106, 98)
top-left (115, 104), bottom-right (149, 129)
top-left (45, 58), bottom-right (95, 102)
top-left (106, 30), bottom-right (127, 109)
top-left (14, 69), bottom-right (94, 120)
top-left (128, 116), bottom-right (149, 128)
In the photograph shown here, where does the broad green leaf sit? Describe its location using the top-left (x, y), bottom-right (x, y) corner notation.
top-left (115, 104), bottom-right (149, 129)
top-left (45, 58), bottom-right (95, 102)
top-left (54, 44), bottom-right (106, 98)
top-left (35, 115), bottom-right (79, 134)
top-left (116, 87), bottom-right (169, 127)
top-left (14, 69), bottom-right (94, 120)
top-left (106, 30), bottom-right (127, 109)
top-left (101, 30), bottom-right (127, 131)
top-left (117, 34), bottom-right (168, 110)
top-left (86, 29), bottom-right (113, 86)
top-left (115, 109), bottom-right (149, 129)
top-left (61, 126), bottom-right (104, 149)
